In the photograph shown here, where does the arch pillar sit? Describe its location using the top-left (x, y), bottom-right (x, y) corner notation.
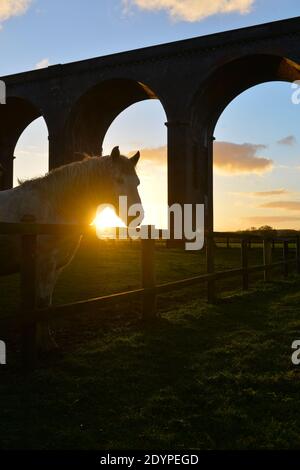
top-left (0, 127), bottom-right (21, 189)
top-left (0, 96), bottom-right (43, 188)
top-left (186, 140), bottom-right (213, 235)
top-left (49, 130), bottom-right (66, 170)
top-left (166, 119), bottom-right (210, 239)
top-left (165, 121), bottom-right (189, 208)
top-left (190, 108), bottom-right (219, 235)
top-left (46, 105), bottom-right (74, 169)
top-left (0, 140), bottom-right (15, 189)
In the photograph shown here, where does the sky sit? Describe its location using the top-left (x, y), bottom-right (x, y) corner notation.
top-left (2, 0), bottom-right (300, 230)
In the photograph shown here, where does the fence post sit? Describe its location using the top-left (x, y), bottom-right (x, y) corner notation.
top-left (206, 233), bottom-right (215, 303)
top-left (241, 238), bottom-right (249, 290)
top-left (141, 226), bottom-right (157, 320)
top-left (20, 215), bottom-right (38, 370)
top-left (283, 240), bottom-right (289, 278)
top-left (296, 236), bottom-right (300, 275)
top-left (263, 238), bottom-right (272, 282)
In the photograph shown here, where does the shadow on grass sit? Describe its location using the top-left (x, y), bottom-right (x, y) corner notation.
top-left (2, 278), bottom-right (300, 449)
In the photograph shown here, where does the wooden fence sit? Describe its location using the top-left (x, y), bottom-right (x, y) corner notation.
top-left (0, 219), bottom-right (300, 370)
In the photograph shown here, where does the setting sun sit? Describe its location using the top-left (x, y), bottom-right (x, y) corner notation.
top-left (92, 207), bottom-right (126, 231)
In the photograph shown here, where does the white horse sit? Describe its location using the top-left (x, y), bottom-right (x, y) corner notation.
top-left (0, 146), bottom-right (142, 350)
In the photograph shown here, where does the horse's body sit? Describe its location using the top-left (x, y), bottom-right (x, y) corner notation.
top-left (0, 185), bottom-right (72, 274)
top-left (0, 147), bottom-right (142, 349)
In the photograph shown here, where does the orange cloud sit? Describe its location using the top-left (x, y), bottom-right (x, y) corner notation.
top-left (35, 58), bottom-right (50, 70)
top-left (0, 0), bottom-right (31, 24)
top-left (138, 143), bottom-right (274, 176)
top-left (138, 146), bottom-right (167, 165)
top-left (260, 201), bottom-right (300, 211)
top-left (231, 189), bottom-right (289, 197)
top-left (123, 0), bottom-right (255, 22)
top-left (253, 189), bottom-right (289, 197)
top-left (244, 216), bottom-right (300, 225)
top-left (214, 141), bottom-right (273, 175)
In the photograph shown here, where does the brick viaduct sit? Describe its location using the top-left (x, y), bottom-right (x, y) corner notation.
top-left (1, 16), bottom-right (300, 231)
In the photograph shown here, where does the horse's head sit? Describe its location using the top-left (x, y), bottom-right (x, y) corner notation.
top-left (107, 146), bottom-right (144, 225)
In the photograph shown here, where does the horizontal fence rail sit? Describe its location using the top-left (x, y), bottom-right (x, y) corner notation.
top-left (0, 219), bottom-right (300, 369)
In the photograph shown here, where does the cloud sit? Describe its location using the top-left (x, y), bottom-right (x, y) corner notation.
top-left (136, 146), bottom-right (167, 165)
top-left (137, 143), bottom-right (274, 178)
top-left (277, 135), bottom-right (296, 146)
top-left (0, 0), bottom-right (32, 25)
top-left (231, 189), bottom-right (289, 197)
top-left (260, 201), bottom-right (300, 211)
top-left (244, 216), bottom-right (300, 225)
top-left (123, 0), bottom-right (255, 22)
top-left (35, 58), bottom-right (50, 69)
top-left (214, 141), bottom-right (273, 175)
top-left (252, 189), bottom-right (289, 197)
top-left (138, 143), bottom-right (273, 176)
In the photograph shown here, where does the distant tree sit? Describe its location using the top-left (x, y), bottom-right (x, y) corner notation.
top-left (258, 225), bottom-right (274, 232)
top-left (257, 225), bottom-right (277, 237)
top-left (238, 226), bottom-right (257, 234)
top-left (238, 225), bottom-right (277, 237)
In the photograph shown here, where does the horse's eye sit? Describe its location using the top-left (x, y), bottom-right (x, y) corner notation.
top-left (116, 177), bottom-right (124, 185)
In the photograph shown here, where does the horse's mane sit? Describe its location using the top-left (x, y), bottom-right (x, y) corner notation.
top-left (17, 153), bottom-right (136, 220)
top-left (19, 153), bottom-right (135, 194)
top-left (19, 155), bottom-right (111, 192)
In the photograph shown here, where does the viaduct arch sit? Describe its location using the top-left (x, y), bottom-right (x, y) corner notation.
top-left (1, 16), bottom-right (300, 233)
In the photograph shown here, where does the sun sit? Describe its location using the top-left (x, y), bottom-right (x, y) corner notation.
top-left (92, 207), bottom-right (126, 231)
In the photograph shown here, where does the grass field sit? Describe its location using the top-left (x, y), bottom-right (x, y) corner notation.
top-left (1, 239), bottom-right (300, 449)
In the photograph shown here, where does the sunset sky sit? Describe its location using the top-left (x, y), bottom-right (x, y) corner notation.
top-left (1, 0), bottom-right (300, 230)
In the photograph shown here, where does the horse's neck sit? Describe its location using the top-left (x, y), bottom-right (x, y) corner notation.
top-left (46, 175), bottom-right (100, 224)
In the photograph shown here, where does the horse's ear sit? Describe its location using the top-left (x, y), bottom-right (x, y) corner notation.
top-left (130, 151), bottom-right (140, 167)
top-left (111, 146), bottom-right (120, 160)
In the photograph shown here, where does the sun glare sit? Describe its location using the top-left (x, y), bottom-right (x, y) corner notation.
top-left (92, 207), bottom-right (126, 230)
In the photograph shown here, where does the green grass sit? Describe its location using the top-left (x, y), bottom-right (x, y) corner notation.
top-left (1, 239), bottom-right (300, 449)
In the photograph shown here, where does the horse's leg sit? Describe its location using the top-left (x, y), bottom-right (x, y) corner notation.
top-left (36, 261), bottom-right (59, 352)
top-left (35, 235), bottom-right (81, 352)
